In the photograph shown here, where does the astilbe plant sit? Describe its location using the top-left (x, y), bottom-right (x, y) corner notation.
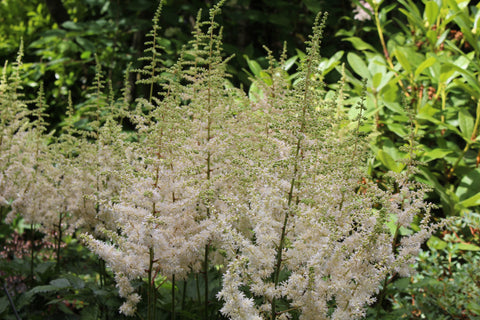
top-left (0, 3), bottom-right (440, 320)
top-left (83, 1), bottom-right (246, 317)
top-left (214, 13), bottom-right (438, 320)
top-left (0, 43), bottom-right (72, 275)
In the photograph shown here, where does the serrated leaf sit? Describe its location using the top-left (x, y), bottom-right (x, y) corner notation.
top-left (29, 285), bottom-right (57, 294)
top-left (64, 274), bottom-right (85, 289)
top-left (50, 278), bottom-right (71, 289)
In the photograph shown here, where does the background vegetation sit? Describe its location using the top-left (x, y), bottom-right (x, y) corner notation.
top-left (1, 0), bottom-right (479, 319)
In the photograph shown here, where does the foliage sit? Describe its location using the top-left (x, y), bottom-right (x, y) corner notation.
top-left (368, 212), bottom-right (480, 320)
top-left (339, 0), bottom-right (480, 219)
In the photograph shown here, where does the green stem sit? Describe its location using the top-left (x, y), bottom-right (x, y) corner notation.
top-left (204, 243), bottom-right (209, 320)
top-left (148, 247), bottom-right (154, 320)
top-left (171, 274), bottom-right (176, 320)
top-left (55, 212), bottom-right (64, 272)
top-left (29, 222), bottom-right (35, 285)
top-left (196, 274), bottom-right (201, 303)
top-left (373, 3), bottom-right (407, 94)
top-left (182, 280), bottom-right (187, 310)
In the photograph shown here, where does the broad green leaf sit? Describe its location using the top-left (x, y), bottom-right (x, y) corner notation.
top-left (435, 29), bottom-right (449, 48)
top-left (343, 36), bottom-right (377, 52)
top-left (458, 108), bottom-right (474, 140)
top-left (76, 37), bottom-right (95, 52)
top-left (62, 21), bottom-right (82, 30)
top-left (393, 47), bottom-right (412, 74)
top-left (427, 235), bottom-right (448, 250)
top-left (424, 1), bottom-right (440, 26)
top-left (248, 81), bottom-right (264, 101)
top-left (457, 242), bottom-right (480, 251)
top-left (414, 56), bottom-right (436, 79)
top-left (50, 278), bottom-right (71, 289)
top-left (81, 51), bottom-right (92, 60)
top-left (422, 148), bottom-right (453, 162)
top-left (258, 70), bottom-right (272, 85)
top-left (347, 52), bottom-right (369, 78)
top-left (372, 72), bottom-right (383, 89)
top-left (382, 100), bottom-right (405, 114)
top-left (385, 122), bottom-right (408, 138)
top-left (377, 149), bottom-right (405, 172)
top-left (283, 56), bottom-right (297, 71)
top-left (439, 64), bottom-right (456, 84)
top-left (460, 193), bottom-right (480, 208)
top-left (319, 51), bottom-right (344, 76)
top-left (456, 168), bottom-right (480, 201)
top-left (243, 55), bottom-right (262, 77)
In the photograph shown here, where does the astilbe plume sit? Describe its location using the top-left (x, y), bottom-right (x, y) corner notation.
top-left (83, 1), bottom-right (246, 315)
top-left (0, 45), bottom-right (66, 237)
top-left (215, 12), bottom-right (437, 320)
top-left (5, 3), bottom-right (437, 319)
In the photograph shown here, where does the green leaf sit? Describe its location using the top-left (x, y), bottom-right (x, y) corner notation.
top-left (62, 21), bottom-right (82, 30)
top-left (459, 193), bottom-right (480, 208)
top-left (421, 148), bottom-right (453, 162)
top-left (456, 168), bottom-right (480, 202)
top-left (467, 302), bottom-right (480, 315)
top-left (427, 235), bottom-right (447, 250)
top-left (243, 55), bottom-right (262, 77)
top-left (283, 56), bottom-right (297, 71)
top-left (0, 296), bottom-right (9, 313)
top-left (458, 108), bottom-right (474, 140)
top-left (343, 36), bottom-right (377, 52)
top-left (394, 47), bottom-right (412, 74)
top-left (347, 52), bottom-right (369, 78)
top-left (457, 242), bottom-right (480, 251)
top-left (81, 51), bottom-right (92, 59)
top-left (76, 37), bottom-right (95, 52)
top-left (29, 285), bottom-right (58, 294)
top-left (424, 1), bottom-right (440, 26)
top-left (445, 62), bottom-right (480, 95)
top-left (50, 278), bottom-right (71, 289)
top-left (377, 149), bottom-right (405, 173)
top-left (414, 56), bottom-right (436, 79)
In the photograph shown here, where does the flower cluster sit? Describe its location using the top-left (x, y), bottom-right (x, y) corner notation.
top-left (0, 3), bottom-right (439, 319)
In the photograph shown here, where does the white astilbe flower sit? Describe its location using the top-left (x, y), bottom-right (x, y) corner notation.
top-left (216, 12), bottom-right (437, 320)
